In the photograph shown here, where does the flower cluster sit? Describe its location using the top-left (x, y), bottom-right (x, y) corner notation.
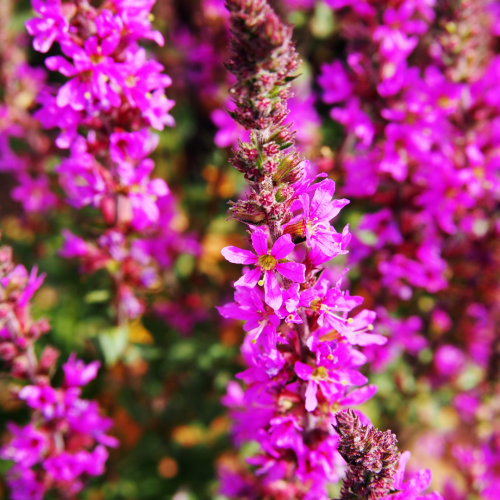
top-left (216, 1), bottom-right (439, 498)
top-left (0, 238), bottom-right (117, 500)
top-left (318, 0), bottom-right (500, 496)
top-left (0, 0), bottom-right (58, 215)
top-left (26, 0), bottom-right (197, 322)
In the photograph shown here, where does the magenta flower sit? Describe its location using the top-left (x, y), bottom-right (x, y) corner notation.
top-left (116, 159), bottom-right (169, 231)
top-left (299, 179), bottom-right (350, 257)
top-left (46, 37), bottom-right (121, 111)
top-left (295, 341), bottom-right (373, 412)
top-left (18, 267), bottom-right (46, 308)
top-left (11, 174), bottom-right (57, 213)
top-left (276, 283), bottom-right (317, 324)
top-left (325, 0), bottom-right (375, 16)
top-left (0, 424), bottom-right (47, 468)
top-left (222, 230), bottom-right (305, 310)
top-left (383, 451), bottom-right (443, 500)
top-left (34, 91), bottom-right (80, 148)
top-left (318, 61), bottom-right (352, 104)
top-left (59, 230), bottom-right (90, 259)
top-left (218, 286), bottom-right (281, 347)
top-left (5, 466), bottom-right (45, 500)
top-left (25, 0), bottom-right (69, 53)
top-left (109, 129), bottom-right (159, 165)
top-left (113, 0), bottom-right (165, 46)
top-left (115, 48), bottom-right (173, 116)
top-left (63, 353), bottom-right (100, 387)
top-left (331, 98), bottom-right (375, 147)
top-left (434, 345), bottom-right (466, 377)
top-left (18, 385), bottom-right (58, 419)
top-left (313, 278), bottom-right (386, 346)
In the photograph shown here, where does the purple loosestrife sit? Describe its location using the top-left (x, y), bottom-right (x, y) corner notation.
top-left (0, 238), bottom-right (117, 500)
top-left (25, 0), bottom-right (198, 325)
top-left (318, 0), bottom-right (500, 496)
top-left (0, 0), bottom-right (59, 216)
top-left (215, 1), bottom-right (408, 498)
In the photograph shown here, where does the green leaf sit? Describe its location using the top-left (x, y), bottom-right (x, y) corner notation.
top-left (98, 324), bottom-right (129, 366)
top-left (84, 290), bottom-right (111, 304)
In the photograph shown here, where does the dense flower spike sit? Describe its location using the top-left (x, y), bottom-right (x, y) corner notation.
top-left (0, 238), bottom-right (117, 499)
top-left (216, 1), bottom-right (439, 498)
top-left (334, 409), bottom-right (399, 499)
top-left (334, 410), bottom-right (441, 500)
top-left (22, 0), bottom-right (199, 325)
top-left (318, 0), bottom-right (500, 496)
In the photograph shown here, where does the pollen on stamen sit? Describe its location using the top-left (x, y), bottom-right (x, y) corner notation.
top-left (368, 324), bottom-right (374, 331)
top-left (84, 91), bottom-right (92, 99)
top-left (347, 318), bottom-right (354, 324)
top-left (258, 279), bottom-right (264, 286)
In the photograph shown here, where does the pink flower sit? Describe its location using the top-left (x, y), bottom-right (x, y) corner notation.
top-left (11, 174), bottom-right (57, 213)
top-left (383, 451), bottom-right (443, 500)
top-left (25, 0), bottom-right (69, 53)
top-left (434, 345), bottom-right (465, 377)
top-left (221, 230), bottom-right (306, 310)
top-left (45, 37), bottom-right (121, 111)
top-left (318, 61), bottom-right (352, 104)
top-left (0, 424), bottom-right (47, 468)
top-left (218, 286), bottom-right (281, 348)
top-left (63, 353), bottom-right (100, 387)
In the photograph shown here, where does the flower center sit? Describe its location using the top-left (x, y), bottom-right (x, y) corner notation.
top-left (312, 366), bottom-right (329, 380)
top-left (126, 75), bottom-right (138, 88)
top-left (90, 53), bottom-right (104, 65)
top-left (258, 254), bottom-right (277, 271)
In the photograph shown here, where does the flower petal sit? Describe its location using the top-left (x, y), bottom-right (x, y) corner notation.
top-left (349, 333), bottom-right (388, 346)
top-left (221, 246), bottom-right (258, 265)
top-left (234, 268), bottom-right (261, 288)
top-left (393, 451), bottom-right (411, 489)
top-left (264, 271), bottom-right (282, 310)
top-left (270, 234), bottom-right (295, 260)
top-left (276, 262), bottom-right (305, 283)
top-left (294, 361), bottom-right (313, 381)
top-left (251, 230), bottom-right (268, 256)
top-left (338, 384), bottom-right (377, 406)
top-left (305, 381), bottom-right (318, 412)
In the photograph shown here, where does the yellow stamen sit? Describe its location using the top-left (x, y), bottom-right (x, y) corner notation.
top-left (312, 366), bottom-right (329, 380)
top-left (258, 254), bottom-right (277, 271)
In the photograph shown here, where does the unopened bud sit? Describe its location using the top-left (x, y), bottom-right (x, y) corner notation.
top-left (0, 342), bottom-right (18, 361)
top-left (39, 346), bottom-right (60, 372)
top-left (101, 195), bottom-right (117, 225)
